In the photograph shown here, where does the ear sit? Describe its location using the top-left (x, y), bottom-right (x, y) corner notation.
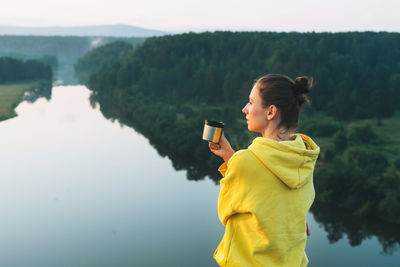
top-left (265, 105), bottom-right (278, 121)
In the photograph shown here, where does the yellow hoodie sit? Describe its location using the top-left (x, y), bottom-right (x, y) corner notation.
top-left (214, 134), bottom-right (320, 267)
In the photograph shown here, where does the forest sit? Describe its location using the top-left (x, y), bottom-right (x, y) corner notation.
top-left (75, 41), bottom-right (134, 83)
top-left (0, 57), bottom-right (52, 83)
top-left (76, 31), bottom-right (400, 224)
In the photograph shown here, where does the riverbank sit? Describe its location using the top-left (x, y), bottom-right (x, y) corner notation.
top-left (310, 113), bottom-right (400, 224)
top-left (312, 112), bottom-right (400, 162)
top-left (0, 81), bottom-right (45, 121)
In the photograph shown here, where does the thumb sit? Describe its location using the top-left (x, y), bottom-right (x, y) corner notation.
top-left (220, 131), bottom-right (226, 142)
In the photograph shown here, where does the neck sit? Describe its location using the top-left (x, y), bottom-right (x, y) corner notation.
top-left (262, 124), bottom-right (292, 141)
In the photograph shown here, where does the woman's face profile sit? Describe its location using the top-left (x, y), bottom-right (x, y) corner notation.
top-left (242, 84), bottom-right (269, 133)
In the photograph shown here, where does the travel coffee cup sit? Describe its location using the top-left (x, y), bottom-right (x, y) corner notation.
top-left (202, 120), bottom-right (224, 143)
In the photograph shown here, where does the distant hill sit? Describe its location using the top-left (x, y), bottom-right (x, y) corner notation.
top-left (0, 24), bottom-right (168, 37)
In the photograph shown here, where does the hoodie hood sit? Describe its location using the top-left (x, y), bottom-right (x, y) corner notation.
top-left (248, 134), bottom-right (320, 189)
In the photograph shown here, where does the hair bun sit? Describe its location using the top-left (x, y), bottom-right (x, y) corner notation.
top-left (295, 76), bottom-right (312, 94)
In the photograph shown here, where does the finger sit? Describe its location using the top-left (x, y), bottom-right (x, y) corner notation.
top-left (209, 142), bottom-right (220, 150)
top-left (208, 142), bottom-right (216, 150)
top-left (211, 144), bottom-right (219, 150)
top-left (220, 132), bottom-right (227, 142)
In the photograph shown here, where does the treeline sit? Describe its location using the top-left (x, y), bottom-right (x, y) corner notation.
top-left (0, 57), bottom-right (52, 83)
top-left (78, 32), bottom-right (400, 223)
top-left (0, 35), bottom-right (145, 64)
top-left (75, 41), bottom-right (133, 83)
top-left (88, 31), bottom-right (400, 120)
top-left (37, 55), bottom-right (58, 69)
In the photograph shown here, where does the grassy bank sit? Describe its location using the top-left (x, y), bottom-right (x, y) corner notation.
top-left (0, 81), bottom-right (43, 121)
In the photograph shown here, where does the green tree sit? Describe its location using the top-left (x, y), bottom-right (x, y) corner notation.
top-left (369, 88), bottom-right (395, 122)
top-left (333, 130), bottom-right (347, 153)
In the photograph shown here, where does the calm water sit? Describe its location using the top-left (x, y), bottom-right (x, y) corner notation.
top-left (0, 85), bottom-right (399, 267)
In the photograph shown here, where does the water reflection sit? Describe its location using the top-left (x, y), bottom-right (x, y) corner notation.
top-left (89, 88), bottom-right (400, 257)
top-left (311, 201), bottom-right (400, 254)
top-left (89, 93), bottom-right (222, 183)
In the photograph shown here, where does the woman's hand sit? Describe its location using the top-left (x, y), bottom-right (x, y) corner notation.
top-left (208, 132), bottom-right (235, 163)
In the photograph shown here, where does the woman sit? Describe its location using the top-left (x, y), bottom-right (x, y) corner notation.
top-left (209, 74), bottom-right (320, 267)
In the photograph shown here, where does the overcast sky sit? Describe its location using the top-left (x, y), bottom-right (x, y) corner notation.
top-left (1, 0), bottom-right (399, 33)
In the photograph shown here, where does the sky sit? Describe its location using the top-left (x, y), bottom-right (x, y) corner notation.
top-left (0, 0), bottom-right (399, 33)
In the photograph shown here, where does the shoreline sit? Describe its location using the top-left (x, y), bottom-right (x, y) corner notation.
top-left (0, 80), bottom-right (46, 121)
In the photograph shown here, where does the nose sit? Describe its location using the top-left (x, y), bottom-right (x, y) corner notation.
top-left (242, 103), bottom-right (248, 114)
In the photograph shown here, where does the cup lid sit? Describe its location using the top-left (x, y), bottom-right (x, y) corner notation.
top-left (205, 120), bottom-right (224, 128)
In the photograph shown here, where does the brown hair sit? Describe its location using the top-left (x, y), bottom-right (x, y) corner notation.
top-left (256, 74), bottom-right (312, 131)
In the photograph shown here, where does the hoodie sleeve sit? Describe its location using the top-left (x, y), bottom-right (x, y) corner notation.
top-left (217, 151), bottom-right (250, 226)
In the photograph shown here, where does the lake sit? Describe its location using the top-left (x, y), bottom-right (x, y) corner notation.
top-left (0, 84), bottom-right (399, 267)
